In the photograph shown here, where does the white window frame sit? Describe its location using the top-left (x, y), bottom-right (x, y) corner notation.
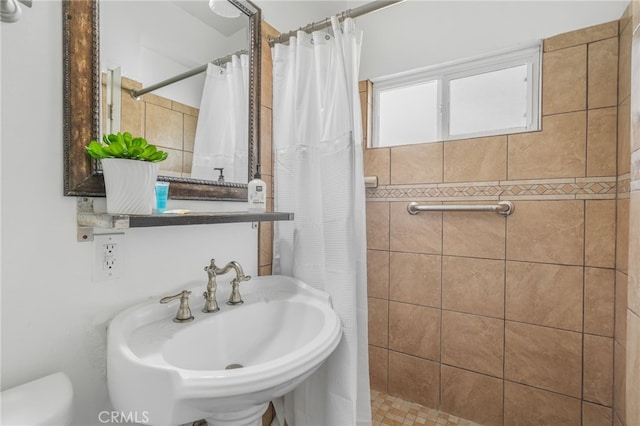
top-left (371, 42), bottom-right (542, 147)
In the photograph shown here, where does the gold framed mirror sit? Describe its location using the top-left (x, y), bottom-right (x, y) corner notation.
top-left (62, 0), bottom-right (261, 201)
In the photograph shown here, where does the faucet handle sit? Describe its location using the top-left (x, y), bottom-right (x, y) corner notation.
top-left (227, 275), bottom-right (250, 305)
top-left (205, 258), bottom-right (218, 273)
top-left (160, 290), bottom-right (195, 323)
top-left (239, 274), bottom-right (251, 282)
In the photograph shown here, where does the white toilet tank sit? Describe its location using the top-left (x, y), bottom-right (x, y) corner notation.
top-left (1, 372), bottom-right (73, 425)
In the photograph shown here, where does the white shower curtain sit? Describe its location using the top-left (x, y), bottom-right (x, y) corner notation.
top-left (272, 17), bottom-right (370, 426)
top-left (191, 54), bottom-right (249, 183)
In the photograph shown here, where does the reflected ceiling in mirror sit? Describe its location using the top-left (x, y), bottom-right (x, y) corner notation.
top-left (63, 0), bottom-right (260, 200)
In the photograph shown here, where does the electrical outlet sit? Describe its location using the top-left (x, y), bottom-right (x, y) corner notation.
top-left (103, 243), bottom-right (117, 270)
top-left (93, 233), bottom-right (125, 281)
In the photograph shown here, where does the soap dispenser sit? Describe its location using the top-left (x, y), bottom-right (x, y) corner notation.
top-left (247, 165), bottom-right (266, 213)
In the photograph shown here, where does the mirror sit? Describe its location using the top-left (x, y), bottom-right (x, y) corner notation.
top-left (63, 0), bottom-right (261, 201)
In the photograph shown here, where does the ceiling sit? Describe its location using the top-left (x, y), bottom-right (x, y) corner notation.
top-left (256, 0), bottom-right (629, 35)
top-left (173, 1), bottom-right (247, 36)
top-left (256, 0), bottom-right (361, 33)
top-left (254, 0), bottom-right (629, 79)
top-left (167, 1), bottom-right (630, 79)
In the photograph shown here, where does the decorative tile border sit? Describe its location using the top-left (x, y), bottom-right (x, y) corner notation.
top-left (619, 174), bottom-right (631, 197)
top-left (366, 177), bottom-right (620, 201)
top-left (632, 149), bottom-right (640, 192)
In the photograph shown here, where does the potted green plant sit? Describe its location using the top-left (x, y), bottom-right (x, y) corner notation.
top-left (86, 132), bottom-right (169, 215)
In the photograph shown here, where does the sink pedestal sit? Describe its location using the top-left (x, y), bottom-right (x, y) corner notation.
top-left (203, 403), bottom-right (269, 426)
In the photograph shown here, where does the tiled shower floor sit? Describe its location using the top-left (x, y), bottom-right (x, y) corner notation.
top-left (371, 390), bottom-right (482, 426)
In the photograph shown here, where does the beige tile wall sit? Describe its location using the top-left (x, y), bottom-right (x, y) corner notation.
top-left (617, 4), bottom-right (631, 426)
top-left (102, 76), bottom-right (198, 178)
top-left (258, 9), bottom-right (638, 426)
top-left (365, 20), bottom-right (622, 426)
top-left (257, 21), bottom-right (278, 276)
top-left (257, 21), bottom-right (279, 426)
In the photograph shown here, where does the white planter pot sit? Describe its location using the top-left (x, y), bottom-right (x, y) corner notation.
top-left (101, 158), bottom-right (159, 215)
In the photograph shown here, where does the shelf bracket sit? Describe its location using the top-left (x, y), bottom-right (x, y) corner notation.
top-left (77, 198), bottom-right (130, 242)
top-left (77, 226), bottom-right (94, 242)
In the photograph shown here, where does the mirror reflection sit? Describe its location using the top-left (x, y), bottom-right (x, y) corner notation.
top-left (100, 1), bottom-right (250, 184)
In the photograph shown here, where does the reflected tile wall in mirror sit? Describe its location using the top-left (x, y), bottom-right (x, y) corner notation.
top-left (102, 75), bottom-right (198, 178)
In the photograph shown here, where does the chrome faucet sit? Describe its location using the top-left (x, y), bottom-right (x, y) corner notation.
top-left (202, 259), bottom-right (251, 312)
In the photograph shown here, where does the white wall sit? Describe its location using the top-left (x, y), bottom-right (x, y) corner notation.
top-left (257, 0), bottom-right (628, 80)
top-left (0, 2), bottom-right (257, 425)
top-left (356, 0), bottom-right (629, 80)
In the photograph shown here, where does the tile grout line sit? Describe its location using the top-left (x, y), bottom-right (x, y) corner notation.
top-left (502, 199), bottom-right (508, 426)
top-left (580, 43), bottom-right (592, 425)
top-left (506, 134), bottom-right (510, 184)
top-left (580, 35), bottom-right (589, 422)
top-left (386, 200), bottom-right (391, 395)
top-left (439, 208), bottom-right (444, 412)
top-left (581, 198), bottom-right (587, 424)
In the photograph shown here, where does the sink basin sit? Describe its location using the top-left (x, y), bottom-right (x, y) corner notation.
top-left (107, 275), bottom-right (342, 426)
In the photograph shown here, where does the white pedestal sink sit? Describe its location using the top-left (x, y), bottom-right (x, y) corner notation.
top-left (106, 275), bottom-right (342, 426)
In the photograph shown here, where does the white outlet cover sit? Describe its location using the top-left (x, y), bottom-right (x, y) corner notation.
top-left (93, 233), bottom-right (125, 281)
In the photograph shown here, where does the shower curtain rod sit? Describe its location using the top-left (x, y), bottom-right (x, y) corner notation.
top-left (268, 0), bottom-right (405, 47)
top-left (130, 49), bottom-right (249, 99)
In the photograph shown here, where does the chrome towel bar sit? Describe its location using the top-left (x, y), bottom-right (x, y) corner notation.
top-left (407, 201), bottom-right (515, 216)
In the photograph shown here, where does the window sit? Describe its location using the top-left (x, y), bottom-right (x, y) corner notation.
top-left (372, 43), bottom-right (541, 147)
top-left (378, 80), bottom-right (440, 146)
